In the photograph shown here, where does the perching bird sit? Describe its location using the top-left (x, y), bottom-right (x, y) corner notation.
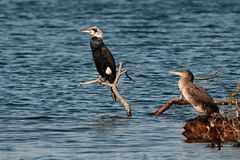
top-left (80, 26), bottom-right (116, 100)
top-left (171, 70), bottom-right (219, 115)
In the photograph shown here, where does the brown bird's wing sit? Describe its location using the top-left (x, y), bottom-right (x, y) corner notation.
top-left (187, 83), bottom-right (216, 105)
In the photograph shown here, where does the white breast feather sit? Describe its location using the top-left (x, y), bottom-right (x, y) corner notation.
top-left (105, 67), bottom-right (112, 75)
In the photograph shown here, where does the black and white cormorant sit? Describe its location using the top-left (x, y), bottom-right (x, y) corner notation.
top-left (171, 70), bottom-right (219, 115)
top-left (81, 26), bottom-right (116, 100)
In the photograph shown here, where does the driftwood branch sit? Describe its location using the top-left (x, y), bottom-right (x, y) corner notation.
top-left (125, 71), bottom-right (136, 84)
top-left (77, 79), bottom-right (99, 87)
top-left (154, 99), bottom-right (187, 116)
top-left (77, 62), bottom-right (132, 117)
top-left (154, 99), bottom-right (240, 116)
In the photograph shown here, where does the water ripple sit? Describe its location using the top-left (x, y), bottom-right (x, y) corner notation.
top-left (1, 0), bottom-right (240, 159)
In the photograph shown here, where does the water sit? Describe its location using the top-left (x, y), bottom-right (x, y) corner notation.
top-left (0, 0), bottom-right (240, 159)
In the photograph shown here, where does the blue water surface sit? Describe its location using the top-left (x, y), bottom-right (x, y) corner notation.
top-left (0, 0), bottom-right (240, 159)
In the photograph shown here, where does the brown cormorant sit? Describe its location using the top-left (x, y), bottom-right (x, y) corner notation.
top-left (171, 70), bottom-right (219, 115)
top-left (80, 26), bottom-right (116, 100)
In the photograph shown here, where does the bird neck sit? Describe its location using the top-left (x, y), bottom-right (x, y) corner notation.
top-left (90, 37), bottom-right (104, 51)
top-left (94, 34), bottom-right (103, 38)
top-left (178, 78), bottom-right (193, 90)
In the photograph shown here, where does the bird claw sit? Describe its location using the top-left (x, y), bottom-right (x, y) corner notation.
top-left (179, 93), bottom-right (186, 102)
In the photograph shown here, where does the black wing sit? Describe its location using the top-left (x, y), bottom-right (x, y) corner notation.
top-left (101, 45), bottom-right (116, 83)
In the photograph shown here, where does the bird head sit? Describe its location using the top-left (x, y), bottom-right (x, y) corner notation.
top-left (80, 26), bottom-right (104, 38)
top-left (170, 70), bottom-right (194, 82)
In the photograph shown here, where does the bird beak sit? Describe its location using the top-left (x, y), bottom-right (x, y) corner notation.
top-left (79, 28), bottom-right (91, 33)
top-left (170, 71), bottom-right (182, 77)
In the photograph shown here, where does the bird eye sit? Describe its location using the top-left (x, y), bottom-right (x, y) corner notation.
top-left (92, 28), bottom-right (97, 32)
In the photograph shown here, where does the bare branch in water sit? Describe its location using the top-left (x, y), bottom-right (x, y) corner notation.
top-left (194, 69), bottom-right (222, 80)
top-left (77, 62), bottom-right (132, 117)
top-left (154, 98), bottom-right (240, 116)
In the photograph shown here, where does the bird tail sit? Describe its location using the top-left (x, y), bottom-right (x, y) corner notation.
top-left (111, 88), bottom-right (116, 101)
top-left (206, 104), bottom-right (219, 115)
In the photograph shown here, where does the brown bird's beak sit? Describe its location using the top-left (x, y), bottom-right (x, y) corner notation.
top-left (170, 71), bottom-right (183, 77)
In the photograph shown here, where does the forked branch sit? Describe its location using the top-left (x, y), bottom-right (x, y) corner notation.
top-left (77, 62), bottom-right (132, 117)
top-left (194, 69), bottom-right (221, 80)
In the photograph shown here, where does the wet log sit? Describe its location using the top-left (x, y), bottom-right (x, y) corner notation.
top-left (183, 116), bottom-right (240, 144)
top-left (155, 98), bottom-right (240, 148)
